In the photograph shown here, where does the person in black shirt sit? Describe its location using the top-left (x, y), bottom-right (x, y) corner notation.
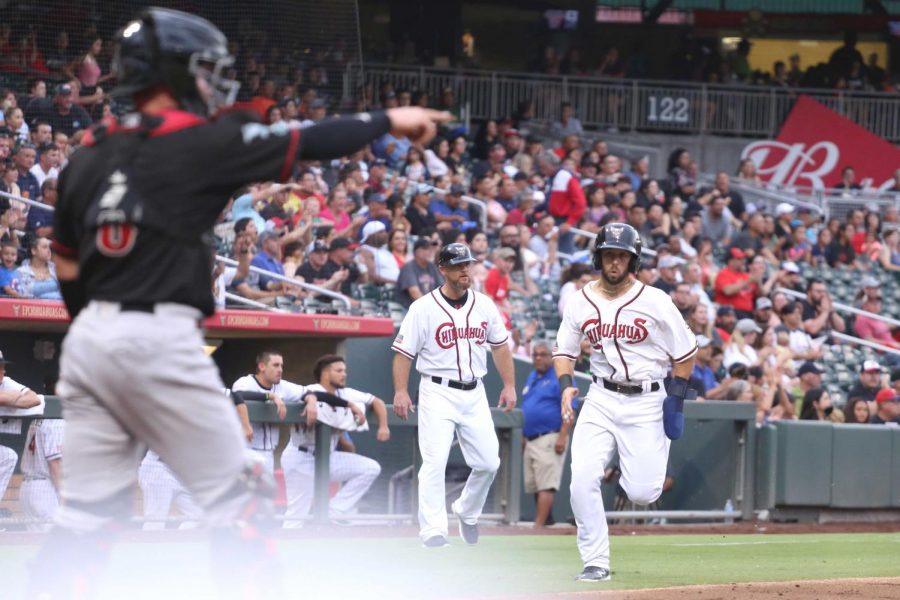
top-left (322, 236), bottom-right (365, 297)
top-left (26, 83), bottom-right (93, 137)
top-left (31, 8), bottom-right (449, 598)
top-left (847, 361), bottom-right (884, 404)
top-left (405, 183), bottom-right (436, 235)
top-left (870, 388), bottom-right (900, 424)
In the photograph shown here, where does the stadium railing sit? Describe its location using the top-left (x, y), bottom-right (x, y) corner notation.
top-left (347, 63), bottom-right (900, 143)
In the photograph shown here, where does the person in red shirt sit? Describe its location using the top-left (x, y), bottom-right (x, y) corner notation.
top-left (484, 246), bottom-right (516, 325)
top-left (714, 246), bottom-right (758, 318)
top-left (548, 158), bottom-right (586, 255)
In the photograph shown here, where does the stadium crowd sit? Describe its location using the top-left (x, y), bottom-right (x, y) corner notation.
top-left (0, 23), bottom-right (899, 429)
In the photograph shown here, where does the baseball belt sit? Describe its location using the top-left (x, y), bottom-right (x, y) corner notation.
top-left (430, 376), bottom-right (478, 391)
top-left (592, 376), bottom-right (660, 396)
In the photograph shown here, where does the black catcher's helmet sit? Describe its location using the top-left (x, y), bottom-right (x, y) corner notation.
top-left (111, 7), bottom-right (239, 116)
top-left (592, 222), bottom-right (642, 273)
top-left (437, 243), bottom-right (477, 267)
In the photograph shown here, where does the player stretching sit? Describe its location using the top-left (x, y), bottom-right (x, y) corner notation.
top-left (30, 7), bottom-right (448, 597)
top-left (392, 243), bottom-right (516, 547)
top-left (553, 223), bottom-right (697, 582)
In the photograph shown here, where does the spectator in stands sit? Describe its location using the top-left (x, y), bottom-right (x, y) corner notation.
top-left (521, 341), bottom-right (569, 527)
top-left (323, 237), bottom-right (365, 297)
top-left (686, 335), bottom-right (717, 397)
top-left (799, 388), bottom-right (841, 422)
top-left (405, 184), bottom-right (436, 236)
top-left (0, 241), bottom-right (21, 297)
top-left (29, 121), bottom-right (52, 148)
top-left (800, 279), bottom-right (845, 338)
top-left (790, 361), bottom-right (824, 403)
top-left (870, 388), bottom-right (900, 425)
top-left (287, 169), bottom-right (327, 214)
top-left (25, 178), bottom-right (56, 238)
top-left (281, 241), bottom-right (305, 280)
top-left (853, 291), bottom-right (900, 363)
top-left (714, 247), bottom-right (756, 318)
top-left (0, 134), bottom-right (11, 161)
top-left (14, 237), bottom-right (60, 300)
top-left (878, 228), bottom-right (900, 274)
top-left (548, 157), bottom-right (585, 254)
top-left (360, 192), bottom-right (392, 233)
top-left (826, 222), bottom-right (857, 268)
top-left (653, 255), bottom-right (684, 294)
top-left (424, 137), bottom-right (450, 178)
top-left (53, 131), bottom-right (69, 169)
top-left (724, 319), bottom-right (761, 368)
top-left (891, 369), bottom-right (900, 400)
top-left (848, 361), bottom-right (885, 405)
top-left (5, 106), bottom-right (28, 143)
top-left (29, 143), bottom-right (59, 188)
top-left (214, 234), bottom-right (251, 309)
top-left (250, 231), bottom-right (285, 292)
top-left (700, 195), bottom-right (733, 250)
top-left (626, 156), bottom-right (649, 192)
top-left (667, 148), bottom-right (696, 200)
top-left (780, 301), bottom-right (823, 364)
top-left (526, 215), bottom-right (560, 281)
top-left (753, 297), bottom-right (777, 330)
top-left (485, 246), bottom-right (516, 319)
top-left (432, 183), bottom-right (472, 231)
top-left (732, 212), bottom-right (772, 263)
top-left (14, 143), bottom-right (40, 201)
top-left (387, 228), bottom-right (410, 269)
top-left (507, 188), bottom-right (541, 227)
top-left (394, 238), bottom-right (442, 309)
top-left (810, 227), bottom-right (832, 267)
top-left (293, 240), bottom-right (341, 295)
top-left (357, 221), bottom-right (398, 285)
top-left (473, 142), bottom-right (507, 180)
top-left (551, 101), bottom-right (583, 137)
top-left (557, 263), bottom-right (593, 317)
top-left (386, 194), bottom-right (412, 234)
top-left (834, 165), bottom-right (861, 192)
top-left (682, 261), bottom-right (714, 314)
top-left (31, 83), bottom-right (92, 137)
top-left (777, 260), bottom-right (803, 293)
top-left (843, 397), bottom-right (871, 425)
top-left (714, 305), bottom-right (737, 345)
top-left (780, 223), bottom-right (812, 264)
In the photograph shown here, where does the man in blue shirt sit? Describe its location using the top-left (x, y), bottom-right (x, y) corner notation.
top-left (250, 230), bottom-right (285, 292)
top-left (689, 335), bottom-right (718, 397)
top-left (15, 143), bottom-right (41, 202)
top-left (432, 184), bottom-right (476, 231)
top-left (521, 342), bottom-right (570, 527)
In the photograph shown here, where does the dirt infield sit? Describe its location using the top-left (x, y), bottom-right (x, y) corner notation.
top-left (524, 577), bottom-right (900, 600)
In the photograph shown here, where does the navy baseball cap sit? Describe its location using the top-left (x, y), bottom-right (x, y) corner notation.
top-left (798, 362), bottom-right (824, 376)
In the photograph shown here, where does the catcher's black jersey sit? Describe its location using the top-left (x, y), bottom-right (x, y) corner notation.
top-left (52, 109), bottom-right (300, 316)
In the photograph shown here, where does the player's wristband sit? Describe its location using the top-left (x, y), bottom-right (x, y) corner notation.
top-left (558, 374), bottom-right (575, 390)
top-left (668, 376), bottom-right (690, 400)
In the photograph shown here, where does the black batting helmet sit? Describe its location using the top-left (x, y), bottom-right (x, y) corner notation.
top-left (592, 222), bottom-right (642, 273)
top-left (437, 243), bottom-right (477, 267)
top-left (111, 8), bottom-right (239, 116)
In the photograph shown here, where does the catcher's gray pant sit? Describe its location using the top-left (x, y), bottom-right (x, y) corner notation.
top-left (55, 301), bottom-right (250, 532)
top-left (21, 478), bottom-right (58, 532)
top-left (138, 454), bottom-right (202, 530)
top-left (280, 446), bottom-right (380, 527)
top-left (0, 446), bottom-right (16, 500)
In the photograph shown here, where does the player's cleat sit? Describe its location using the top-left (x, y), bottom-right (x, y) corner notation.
top-left (575, 566), bottom-right (612, 582)
top-left (452, 503), bottom-right (479, 545)
top-left (422, 535), bottom-right (449, 548)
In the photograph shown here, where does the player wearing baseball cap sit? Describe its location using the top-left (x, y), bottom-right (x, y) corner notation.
top-left (392, 242), bottom-right (516, 547)
top-left (554, 223), bottom-right (697, 582)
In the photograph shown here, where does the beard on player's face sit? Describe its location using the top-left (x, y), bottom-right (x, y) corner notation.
top-left (600, 268), bottom-right (629, 286)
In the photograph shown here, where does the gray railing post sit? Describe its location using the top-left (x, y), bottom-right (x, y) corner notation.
top-left (419, 66), bottom-right (425, 91)
top-left (699, 84), bottom-right (708, 134)
top-left (562, 76), bottom-right (569, 102)
top-left (490, 72), bottom-right (498, 118)
top-left (768, 88), bottom-right (777, 137)
top-left (630, 80), bottom-right (639, 132)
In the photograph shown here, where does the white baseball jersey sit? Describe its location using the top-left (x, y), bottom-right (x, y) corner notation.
top-left (0, 375), bottom-right (29, 434)
top-left (554, 281), bottom-right (697, 382)
top-left (22, 419), bottom-right (64, 478)
top-left (290, 384), bottom-right (372, 452)
top-left (392, 289), bottom-right (509, 382)
top-left (231, 375), bottom-right (309, 451)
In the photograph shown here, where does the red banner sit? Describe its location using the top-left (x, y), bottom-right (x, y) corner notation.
top-left (742, 95), bottom-right (900, 190)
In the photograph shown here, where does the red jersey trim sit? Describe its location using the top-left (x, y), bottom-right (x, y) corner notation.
top-left (488, 337), bottom-right (509, 347)
top-left (612, 282), bottom-right (645, 382)
top-left (148, 110), bottom-right (206, 137)
top-left (581, 287), bottom-right (611, 377)
top-left (672, 345), bottom-right (698, 363)
top-left (391, 345), bottom-right (415, 360)
top-left (280, 128), bottom-right (301, 182)
top-left (50, 240), bottom-right (77, 258)
top-left (465, 298), bottom-right (476, 381)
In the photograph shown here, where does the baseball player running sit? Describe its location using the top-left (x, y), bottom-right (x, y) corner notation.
top-left (0, 351), bottom-right (42, 506)
top-left (553, 223), bottom-right (697, 582)
top-left (392, 243), bottom-right (517, 547)
top-left (34, 7), bottom-right (448, 596)
top-left (20, 418), bottom-right (65, 532)
top-left (281, 354), bottom-right (389, 526)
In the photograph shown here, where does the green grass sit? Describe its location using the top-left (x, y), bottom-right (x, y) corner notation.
top-left (1, 532), bottom-right (898, 599)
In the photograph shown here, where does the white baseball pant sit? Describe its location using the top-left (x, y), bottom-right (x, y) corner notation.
top-left (20, 478), bottom-right (59, 532)
top-left (416, 378), bottom-right (500, 541)
top-left (0, 445), bottom-right (16, 500)
top-left (55, 302), bottom-right (250, 532)
top-left (138, 456), bottom-right (202, 530)
top-left (280, 446), bottom-right (380, 527)
top-left (570, 384), bottom-right (669, 570)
